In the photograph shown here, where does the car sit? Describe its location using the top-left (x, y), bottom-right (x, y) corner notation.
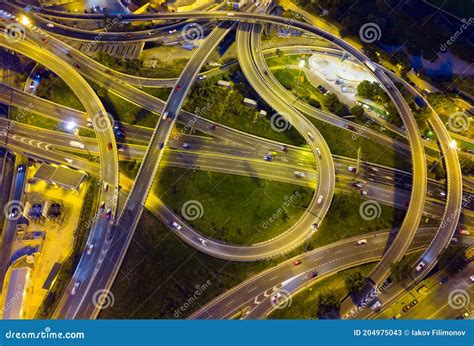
top-left (168, 29), bottom-right (177, 34)
top-left (182, 143), bottom-right (191, 149)
top-left (46, 23), bottom-right (54, 28)
top-left (440, 191), bottom-right (446, 197)
top-left (86, 243), bottom-right (94, 255)
top-left (311, 223), bottom-right (318, 231)
top-left (175, 85), bottom-right (182, 91)
top-left (117, 144), bottom-right (126, 152)
top-left (459, 229), bottom-right (470, 235)
top-left (317, 195), bottom-right (323, 204)
top-left (457, 312), bottom-right (470, 319)
top-left (370, 301), bottom-right (382, 311)
top-left (209, 124), bottom-right (216, 130)
top-left (100, 201), bottom-right (106, 211)
top-left (469, 275), bottom-right (474, 283)
top-left (357, 239), bottom-right (368, 246)
top-left (415, 261), bottom-right (425, 272)
top-left (198, 75), bottom-right (207, 80)
top-left (104, 183), bottom-right (109, 192)
top-left (410, 299), bottom-right (418, 307)
top-left (271, 292), bottom-right (282, 303)
top-left (308, 271), bottom-right (318, 279)
top-left (41, 36), bottom-right (49, 43)
top-left (171, 221), bottom-right (182, 231)
top-left (72, 63), bottom-right (80, 69)
top-left (392, 313), bottom-right (402, 320)
top-left (368, 166), bottom-right (379, 172)
top-left (159, 142), bottom-right (164, 149)
top-left (348, 166), bottom-right (356, 172)
top-left (360, 190), bottom-right (368, 196)
top-left (107, 142), bottom-right (113, 150)
top-left (293, 260), bottom-right (302, 266)
top-left (227, 12), bottom-right (235, 16)
top-left (263, 154), bottom-right (272, 161)
top-left (439, 276), bottom-right (449, 285)
top-left (294, 171), bottom-right (305, 178)
top-left (353, 182), bottom-right (363, 188)
top-left (29, 80), bottom-right (35, 88)
top-left (125, 33), bottom-right (132, 38)
top-left (105, 209), bottom-right (112, 219)
top-left (402, 304), bottom-right (411, 313)
top-left (264, 70), bottom-right (269, 75)
top-left (307, 132), bottom-right (314, 141)
top-left (17, 165), bottom-right (25, 172)
top-left (316, 147), bottom-right (321, 158)
top-left (64, 158), bottom-right (73, 164)
top-left (451, 237), bottom-right (458, 242)
top-left (280, 145), bottom-right (287, 152)
top-left (71, 281), bottom-right (81, 295)
top-left (66, 52), bottom-right (73, 58)
top-left (198, 237), bottom-right (207, 245)
top-left (162, 111), bottom-right (169, 120)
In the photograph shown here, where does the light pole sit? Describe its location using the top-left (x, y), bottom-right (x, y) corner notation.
top-left (295, 58), bottom-right (306, 98)
top-left (66, 121), bottom-right (92, 160)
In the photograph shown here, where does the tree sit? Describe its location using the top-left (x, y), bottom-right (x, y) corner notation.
top-left (324, 93), bottom-right (349, 117)
top-left (317, 289), bottom-right (340, 316)
top-left (350, 105), bottom-right (365, 118)
top-left (345, 271), bottom-right (366, 294)
top-left (390, 258), bottom-right (411, 283)
top-left (438, 245), bottom-right (468, 276)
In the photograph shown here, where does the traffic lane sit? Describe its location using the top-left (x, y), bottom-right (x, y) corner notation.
top-left (192, 229), bottom-right (437, 319)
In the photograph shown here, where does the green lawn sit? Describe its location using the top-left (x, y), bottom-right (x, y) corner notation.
top-left (35, 74), bottom-right (85, 111)
top-left (100, 209), bottom-right (289, 319)
top-left (306, 192), bottom-right (405, 251)
top-left (155, 167), bottom-right (314, 245)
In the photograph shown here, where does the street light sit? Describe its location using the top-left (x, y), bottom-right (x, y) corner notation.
top-left (66, 122), bottom-right (92, 160)
top-left (296, 58), bottom-right (306, 97)
top-left (19, 15), bottom-right (31, 26)
top-left (449, 140), bottom-right (458, 149)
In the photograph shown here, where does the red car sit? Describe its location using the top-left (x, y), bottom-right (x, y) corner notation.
top-left (175, 85), bottom-right (182, 91)
top-left (107, 142), bottom-right (113, 150)
top-left (293, 260), bottom-right (302, 266)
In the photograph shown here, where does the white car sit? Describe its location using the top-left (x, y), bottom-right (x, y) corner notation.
top-left (46, 23), bottom-right (54, 28)
top-left (307, 132), bottom-right (314, 141)
top-left (356, 239), bottom-right (367, 245)
top-left (469, 275), bottom-right (474, 283)
top-left (316, 147), bottom-right (321, 158)
top-left (198, 237), bottom-right (207, 245)
top-left (317, 195), bottom-right (323, 205)
top-left (370, 301), bottom-right (381, 311)
top-left (71, 281), bottom-right (81, 295)
top-left (311, 223), bottom-right (318, 231)
top-left (162, 111), bottom-right (169, 120)
top-left (227, 12), bottom-right (235, 16)
top-left (168, 29), bottom-right (177, 34)
top-left (360, 190), bottom-right (368, 196)
top-left (171, 221), bottom-right (182, 231)
top-left (415, 261), bottom-right (425, 272)
top-left (353, 182), bottom-right (363, 188)
top-left (348, 166), bottom-right (356, 172)
top-left (459, 229), bottom-right (470, 235)
top-left (86, 243), bottom-right (94, 255)
top-left (294, 171), bottom-right (305, 178)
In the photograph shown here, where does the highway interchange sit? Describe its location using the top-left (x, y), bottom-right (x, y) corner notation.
top-left (0, 0), bottom-right (471, 321)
